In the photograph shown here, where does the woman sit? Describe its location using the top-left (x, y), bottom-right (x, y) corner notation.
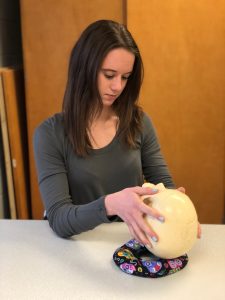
top-left (33, 20), bottom-right (200, 246)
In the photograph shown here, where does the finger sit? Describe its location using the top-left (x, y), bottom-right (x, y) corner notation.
top-left (140, 202), bottom-right (165, 223)
top-left (177, 187), bottom-right (186, 193)
top-left (131, 186), bottom-right (158, 196)
top-left (135, 214), bottom-right (159, 243)
top-left (127, 224), bottom-right (145, 245)
top-left (197, 222), bottom-right (202, 239)
top-left (130, 220), bottom-right (152, 247)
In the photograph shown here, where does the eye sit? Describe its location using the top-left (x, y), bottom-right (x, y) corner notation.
top-left (122, 76), bottom-right (130, 81)
top-left (104, 74), bottom-right (114, 79)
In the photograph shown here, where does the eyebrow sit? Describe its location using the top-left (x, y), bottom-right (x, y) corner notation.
top-left (101, 68), bottom-right (132, 75)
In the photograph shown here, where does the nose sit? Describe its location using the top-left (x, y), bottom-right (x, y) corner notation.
top-left (111, 76), bottom-right (123, 92)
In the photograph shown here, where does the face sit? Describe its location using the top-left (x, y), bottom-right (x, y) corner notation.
top-left (97, 48), bottom-right (135, 107)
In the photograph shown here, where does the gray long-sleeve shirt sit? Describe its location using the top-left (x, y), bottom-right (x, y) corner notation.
top-left (33, 112), bottom-right (175, 238)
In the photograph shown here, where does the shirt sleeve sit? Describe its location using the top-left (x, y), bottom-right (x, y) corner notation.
top-left (141, 113), bottom-right (175, 188)
top-left (33, 120), bottom-right (112, 238)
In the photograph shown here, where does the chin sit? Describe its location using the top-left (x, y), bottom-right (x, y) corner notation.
top-left (102, 99), bottom-right (116, 106)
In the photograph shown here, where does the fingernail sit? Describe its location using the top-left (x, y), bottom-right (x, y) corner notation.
top-left (151, 236), bottom-right (158, 242)
top-left (158, 216), bottom-right (165, 223)
top-left (152, 188), bottom-right (158, 193)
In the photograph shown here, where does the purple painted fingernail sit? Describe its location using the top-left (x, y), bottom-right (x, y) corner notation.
top-left (151, 236), bottom-right (158, 242)
top-left (158, 216), bottom-right (165, 223)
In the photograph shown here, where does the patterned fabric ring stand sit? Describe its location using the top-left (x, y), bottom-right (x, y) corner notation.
top-left (113, 239), bottom-right (188, 278)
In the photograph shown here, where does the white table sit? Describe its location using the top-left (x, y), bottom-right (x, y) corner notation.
top-left (0, 221), bottom-right (224, 300)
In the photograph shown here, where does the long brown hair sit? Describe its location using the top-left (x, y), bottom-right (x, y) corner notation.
top-left (62, 20), bottom-right (144, 156)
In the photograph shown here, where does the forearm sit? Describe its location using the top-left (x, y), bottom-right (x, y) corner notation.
top-left (46, 196), bottom-right (111, 238)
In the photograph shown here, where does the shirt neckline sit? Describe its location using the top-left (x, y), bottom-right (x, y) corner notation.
top-left (89, 133), bottom-right (120, 155)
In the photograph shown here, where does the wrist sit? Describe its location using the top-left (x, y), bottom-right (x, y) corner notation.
top-left (104, 194), bottom-right (116, 216)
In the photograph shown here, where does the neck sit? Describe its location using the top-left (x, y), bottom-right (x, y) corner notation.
top-left (93, 106), bottom-right (116, 123)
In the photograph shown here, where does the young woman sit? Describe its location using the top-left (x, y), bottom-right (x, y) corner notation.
top-left (33, 20), bottom-right (201, 246)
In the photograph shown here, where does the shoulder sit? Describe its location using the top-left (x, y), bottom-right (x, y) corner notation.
top-left (35, 112), bottom-right (64, 131)
top-left (141, 111), bottom-right (156, 133)
top-left (34, 113), bottom-right (64, 138)
top-left (137, 112), bottom-right (161, 154)
top-left (137, 111), bottom-right (159, 147)
top-left (33, 112), bottom-right (66, 149)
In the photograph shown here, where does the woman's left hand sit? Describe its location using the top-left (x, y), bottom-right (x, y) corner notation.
top-left (177, 186), bottom-right (201, 239)
top-left (197, 222), bottom-right (202, 239)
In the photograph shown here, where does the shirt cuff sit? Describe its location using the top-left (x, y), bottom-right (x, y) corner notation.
top-left (97, 196), bottom-right (119, 223)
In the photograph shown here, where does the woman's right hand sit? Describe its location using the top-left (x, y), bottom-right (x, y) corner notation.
top-left (104, 186), bottom-right (165, 247)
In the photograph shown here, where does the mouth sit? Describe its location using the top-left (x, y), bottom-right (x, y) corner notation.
top-left (105, 94), bottom-right (118, 98)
